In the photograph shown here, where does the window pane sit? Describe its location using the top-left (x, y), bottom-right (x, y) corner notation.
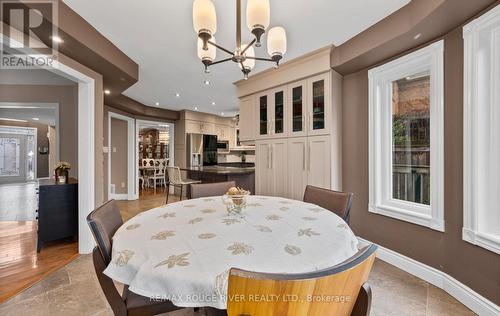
top-left (275, 91), bottom-right (284, 134)
top-left (392, 73), bottom-right (431, 205)
top-left (259, 95), bottom-right (267, 135)
top-left (312, 80), bottom-right (325, 130)
top-left (0, 137), bottom-right (21, 177)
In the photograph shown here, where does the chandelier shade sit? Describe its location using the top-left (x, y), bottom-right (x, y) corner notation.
top-left (267, 26), bottom-right (287, 57)
top-left (239, 44), bottom-right (255, 70)
top-left (246, 0), bottom-right (270, 46)
top-left (197, 37), bottom-right (216, 62)
top-left (193, 0), bottom-right (217, 36)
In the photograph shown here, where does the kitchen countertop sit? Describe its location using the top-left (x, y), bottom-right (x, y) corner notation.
top-left (181, 165), bottom-right (255, 175)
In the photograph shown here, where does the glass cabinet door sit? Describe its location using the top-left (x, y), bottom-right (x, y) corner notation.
top-left (290, 83), bottom-right (304, 135)
top-left (259, 95), bottom-right (268, 136)
top-left (311, 79), bottom-right (325, 131)
top-left (274, 90), bottom-right (284, 134)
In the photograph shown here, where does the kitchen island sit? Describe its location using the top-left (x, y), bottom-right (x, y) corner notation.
top-left (181, 163), bottom-right (255, 194)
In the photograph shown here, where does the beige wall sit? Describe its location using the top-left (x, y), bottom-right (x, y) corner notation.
top-left (110, 118), bottom-right (128, 195)
top-left (0, 85), bottom-right (78, 178)
top-left (342, 26), bottom-right (500, 305)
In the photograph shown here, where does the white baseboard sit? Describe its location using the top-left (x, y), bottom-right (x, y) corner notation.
top-left (109, 193), bottom-right (129, 201)
top-left (358, 237), bottom-right (500, 316)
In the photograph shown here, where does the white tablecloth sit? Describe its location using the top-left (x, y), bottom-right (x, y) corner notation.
top-left (104, 195), bottom-right (359, 309)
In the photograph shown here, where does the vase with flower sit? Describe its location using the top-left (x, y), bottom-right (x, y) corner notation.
top-left (55, 161), bottom-right (71, 184)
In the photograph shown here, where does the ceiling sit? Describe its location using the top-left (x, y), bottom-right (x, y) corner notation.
top-left (0, 103), bottom-right (58, 125)
top-left (63, 0), bottom-right (410, 116)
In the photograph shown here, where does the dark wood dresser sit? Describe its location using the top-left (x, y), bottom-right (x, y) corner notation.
top-left (37, 178), bottom-right (78, 252)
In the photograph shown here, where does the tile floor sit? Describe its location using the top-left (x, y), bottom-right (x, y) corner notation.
top-left (0, 255), bottom-right (474, 316)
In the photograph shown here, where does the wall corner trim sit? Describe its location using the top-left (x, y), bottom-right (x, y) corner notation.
top-left (358, 237), bottom-right (500, 316)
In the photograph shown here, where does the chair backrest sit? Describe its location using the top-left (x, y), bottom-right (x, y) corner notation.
top-left (86, 200), bottom-right (123, 264)
top-left (303, 185), bottom-right (354, 223)
top-left (227, 244), bottom-right (377, 316)
top-left (189, 181), bottom-right (236, 199)
top-left (154, 159), bottom-right (165, 175)
top-left (166, 166), bottom-right (183, 185)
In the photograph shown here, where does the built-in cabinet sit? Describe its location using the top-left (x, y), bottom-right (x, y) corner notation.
top-left (256, 135), bottom-right (331, 199)
top-left (236, 47), bottom-right (342, 199)
top-left (255, 138), bottom-right (288, 197)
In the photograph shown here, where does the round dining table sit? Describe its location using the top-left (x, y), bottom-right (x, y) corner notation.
top-left (104, 195), bottom-right (359, 309)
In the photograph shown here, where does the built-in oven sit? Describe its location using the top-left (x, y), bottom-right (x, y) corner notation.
top-left (216, 140), bottom-right (230, 154)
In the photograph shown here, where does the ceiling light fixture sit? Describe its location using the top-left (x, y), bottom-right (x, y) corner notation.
top-left (104, 89), bottom-right (111, 95)
top-left (51, 35), bottom-right (63, 43)
top-left (0, 117), bottom-right (28, 122)
top-left (175, 93), bottom-right (181, 98)
top-left (32, 117), bottom-right (40, 121)
top-left (195, 107), bottom-right (199, 111)
top-left (220, 112), bottom-right (225, 116)
top-left (414, 33), bottom-right (422, 40)
top-left (204, 80), bottom-right (210, 85)
top-left (211, 101), bottom-right (216, 105)
top-left (193, 0), bottom-right (287, 79)
top-left (155, 102), bottom-right (160, 106)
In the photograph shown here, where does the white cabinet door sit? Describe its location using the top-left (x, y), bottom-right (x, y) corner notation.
top-left (255, 140), bottom-right (272, 195)
top-left (307, 135), bottom-right (331, 189)
top-left (270, 138), bottom-right (288, 197)
top-left (307, 72), bottom-right (331, 136)
top-left (256, 91), bottom-right (271, 139)
top-left (287, 80), bottom-right (307, 138)
top-left (287, 137), bottom-right (308, 200)
top-left (239, 96), bottom-right (255, 142)
top-left (269, 86), bottom-right (287, 139)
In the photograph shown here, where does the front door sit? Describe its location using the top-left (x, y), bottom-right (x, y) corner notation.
top-left (0, 133), bottom-right (26, 183)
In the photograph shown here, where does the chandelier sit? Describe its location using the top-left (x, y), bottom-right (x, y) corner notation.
top-left (193, 0), bottom-right (287, 79)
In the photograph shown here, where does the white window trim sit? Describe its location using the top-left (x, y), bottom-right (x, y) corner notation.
top-left (463, 5), bottom-right (500, 255)
top-left (368, 40), bottom-right (445, 232)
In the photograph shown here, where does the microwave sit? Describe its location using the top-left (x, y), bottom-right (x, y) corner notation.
top-left (216, 140), bottom-right (230, 154)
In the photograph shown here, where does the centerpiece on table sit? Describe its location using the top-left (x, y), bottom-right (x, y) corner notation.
top-left (55, 161), bottom-right (71, 184)
top-left (222, 186), bottom-right (250, 216)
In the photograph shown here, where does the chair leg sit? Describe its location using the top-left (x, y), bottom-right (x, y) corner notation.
top-left (351, 282), bottom-right (372, 316)
top-left (179, 185), bottom-right (183, 201)
top-left (166, 183), bottom-right (170, 204)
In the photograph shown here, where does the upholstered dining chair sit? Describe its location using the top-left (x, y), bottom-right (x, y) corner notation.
top-left (303, 185), bottom-right (354, 224)
top-left (206, 244), bottom-right (377, 316)
top-left (87, 200), bottom-right (184, 316)
top-left (165, 166), bottom-right (201, 203)
top-left (189, 181), bottom-right (236, 199)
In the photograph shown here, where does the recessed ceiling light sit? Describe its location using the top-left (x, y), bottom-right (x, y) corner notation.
top-left (104, 89), bottom-right (111, 95)
top-left (32, 117), bottom-right (39, 121)
top-left (175, 93), bottom-right (181, 98)
top-left (0, 117), bottom-right (27, 122)
top-left (204, 80), bottom-right (210, 85)
top-left (194, 107), bottom-right (198, 111)
top-left (212, 101), bottom-right (216, 106)
top-left (221, 112), bottom-right (225, 116)
top-left (51, 35), bottom-right (63, 43)
top-left (155, 102), bottom-right (160, 106)
top-left (414, 33), bottom-right (422, 40)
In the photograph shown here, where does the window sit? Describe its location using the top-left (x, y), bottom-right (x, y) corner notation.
top-left (463, 5), bottom-right (500, 254)
top-left (368, 41), bottom-right (444, 231)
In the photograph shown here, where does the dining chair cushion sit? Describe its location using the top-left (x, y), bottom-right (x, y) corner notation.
top-left (303, 185), bottom-right (354, 223)
top-left (189, 181), bottom-right (236, 199)
top-left (87, 200), bottom-right (123, 264)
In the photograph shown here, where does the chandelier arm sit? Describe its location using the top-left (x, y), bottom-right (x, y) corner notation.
top-left (236, 0), bottom-right (242, 50)
top-left (208, 40), bottom-right (234, 56)
top-left (245, 56), bottom-right (275, 62)
top-left (209, 57), bottom-right (233, 66)
top-left (241, 38), bottom-right (257, 55)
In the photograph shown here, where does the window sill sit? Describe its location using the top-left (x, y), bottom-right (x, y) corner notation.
top-left (463, 228), bottom-right (500, 255)
top-left (369, 204), bottom-right (445, 232)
